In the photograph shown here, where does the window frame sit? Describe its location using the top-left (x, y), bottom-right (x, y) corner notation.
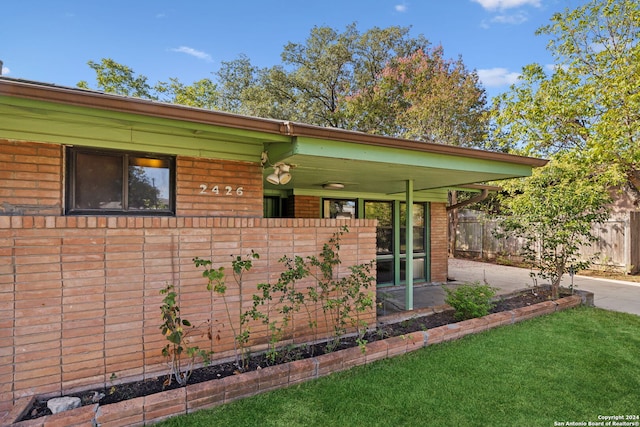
top-left (65, 147), bottom-right (176, 216)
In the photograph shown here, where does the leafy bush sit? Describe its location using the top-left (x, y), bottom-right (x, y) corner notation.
top-left (194, 251), bottom-right (259, 371)
top-left (159, 284), bottom-right (212, 386)
top-left (444, 282), bottom-right (497, 321)
top-left (191, 226), bottom-right (376, 365)
top-left (307, 226), bottom-right (376, 352)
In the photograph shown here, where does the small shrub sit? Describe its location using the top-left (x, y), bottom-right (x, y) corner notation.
top-left (159, 284), bottom-right (212, 386)
top-left (444, 282), bottom-right (497, 321)
top-left (194, 251), bottom-right (259, 371)
top-left (307, 226), bottom-right (375, 352)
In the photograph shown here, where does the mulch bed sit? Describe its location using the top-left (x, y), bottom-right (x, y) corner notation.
top-left (22, 287), bottom-right (554, 421)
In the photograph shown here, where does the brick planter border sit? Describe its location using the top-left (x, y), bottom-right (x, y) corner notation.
top-left (4, 292), bottom-right (589, 426)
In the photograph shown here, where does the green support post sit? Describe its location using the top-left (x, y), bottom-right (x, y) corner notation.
top-left (406, 179), bottom-right (414, 310)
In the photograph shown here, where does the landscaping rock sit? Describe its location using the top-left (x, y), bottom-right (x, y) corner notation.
top-left (47, 396), bottom-right (81, 414)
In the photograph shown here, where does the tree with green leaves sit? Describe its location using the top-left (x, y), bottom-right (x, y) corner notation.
top-left (498, 157), bottom-right (611, 299)
top-left (155, 77), bottom-right (219, 109)
top-left (345, 46), bottom-right (488, 146)
top-left (78, 58), bottom-right (221, 109)
top-left (213, 54), bottom-right (259, 115)
top-left (492, 0), bottom-right (640, 202)
top-left (79, 24), bottom-right (488, 149)
top-left (77, 58), bottom-right (156, 99)
top-left (226, 24), bottom-right (432, 128)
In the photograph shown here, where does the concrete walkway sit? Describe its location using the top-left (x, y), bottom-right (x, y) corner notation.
top-left (378, 258), bottom-right (640, 316)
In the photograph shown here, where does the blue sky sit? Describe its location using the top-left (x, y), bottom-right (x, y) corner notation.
top-left (2, 0), bottom-right (587, 101)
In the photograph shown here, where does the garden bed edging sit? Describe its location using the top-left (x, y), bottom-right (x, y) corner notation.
top-left (4, 291), bottom-right (589, 427)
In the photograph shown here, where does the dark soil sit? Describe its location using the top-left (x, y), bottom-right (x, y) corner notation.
top-left (21, 287), bottom-right (554, 421)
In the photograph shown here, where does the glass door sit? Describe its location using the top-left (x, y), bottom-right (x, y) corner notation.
top-left (365, 200), bottom-right (429, 286)
top-left (400, 203), bottom-right (427, 282)
top-left (364, 201), bottom-right (394, 285)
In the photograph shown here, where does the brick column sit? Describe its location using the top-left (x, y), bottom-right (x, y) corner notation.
top-left (430, 202), bottom-right (448, 282)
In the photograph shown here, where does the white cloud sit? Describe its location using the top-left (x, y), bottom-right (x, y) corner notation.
top-left (1, 65), bottom-right (9, 75)
top-left (395, 4), bottom-right (408, 12)
top-left (490, 11), bottom-right (529, 24)
top-left (170, 46), bottom-right (213, 62)
top-left (471, 0), bottom-right (541, 10)
top-left (477, 67), bottom-right (521, 87)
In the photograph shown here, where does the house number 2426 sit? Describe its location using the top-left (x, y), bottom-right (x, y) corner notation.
top-left (199, 185), bottom-right (244, 196)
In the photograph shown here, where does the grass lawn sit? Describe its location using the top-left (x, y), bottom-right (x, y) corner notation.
top-left (158, 307), bottom-right (640, 427)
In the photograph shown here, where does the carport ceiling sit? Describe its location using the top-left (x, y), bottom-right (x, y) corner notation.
top-left (263, 137), bottom-right (541, 194)
top-left (264, 154), bottom-right (521, 194)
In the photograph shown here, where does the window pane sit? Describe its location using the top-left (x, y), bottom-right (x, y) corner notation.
top-left (323, 199), bottom-right (356, 219)
top-left (264, 197), bottom-right (281, 218)
top-left (365, 201), bottom-right (393, 255)
top-left (75, 152), bottom-right (122, 209)
top-left (399, 203), bottom-right (425, 227)
top-left (128, 157), bottom-right (170, 210)
top-left (400, 227), bottom-right (426, 253)
top-left (400, 203), bottom-right (425, 253)
top-left (400, 257), bottom-right (426, 281)
top-left (376, 259), bottom-right (394, 284)
top-left (68, 149), bottom-right (174, 215)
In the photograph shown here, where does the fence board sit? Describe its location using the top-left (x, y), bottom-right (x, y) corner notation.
top-left (455, 210), bottom-right (638, 273)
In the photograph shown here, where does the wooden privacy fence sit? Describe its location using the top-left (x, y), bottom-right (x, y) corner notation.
top-left (454, 210), bottom-right (640, 274)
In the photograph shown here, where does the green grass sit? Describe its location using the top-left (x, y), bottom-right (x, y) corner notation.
top-left (158, 307), bottom-right (640, 427)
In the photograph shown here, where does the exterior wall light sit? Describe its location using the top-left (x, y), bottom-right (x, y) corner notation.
top-left (277, 164), bottom-right (291, 184)
top-left (266, 168), bottom-right (281, 185)
top-left (262, 152), bottom-right (293, 185)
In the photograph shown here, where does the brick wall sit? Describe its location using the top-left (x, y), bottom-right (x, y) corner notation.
top-left (288, 195), bottom-right (321, 218)
top-left (0, 140), bottom-right (63, 215)
top-left (176, 157), bottom-right (263, 217)
top-left (430, 202), bottom-right (448, 282)
top-left (0, 140), bottom-right (263, 218)
top-left (0, 138), bottom-right (450, 412)
top-left (0, 216), bottom-right (377, 412)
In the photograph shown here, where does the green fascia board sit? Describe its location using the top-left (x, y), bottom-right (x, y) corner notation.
top-left (287, 136), bottom-right (534, 176)
top-left (0, 97), bottom-right (288, 162)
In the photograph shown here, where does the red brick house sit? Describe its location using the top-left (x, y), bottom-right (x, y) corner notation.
top-left (0, 77), bottom-right (546, 412)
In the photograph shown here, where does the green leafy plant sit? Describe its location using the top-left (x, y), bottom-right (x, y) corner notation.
top-left (444, 282), bottom-right (498, 321)
top-left (496, 159), bottom-right (610, 299)
top-left (340, 261), bottom-right (376, 351)
top-left (159, 284), bottom-right (211, 386)
top-left (308, 226), bottom-right (376, 352)
top-left (191, 227), bottom-right (375, 365)
top-left (194, 251), bottom-right (259, 371)
top-left (108, 373), bottom-right (118, 395)
top-left (245, 254), bottom-right (309, 364)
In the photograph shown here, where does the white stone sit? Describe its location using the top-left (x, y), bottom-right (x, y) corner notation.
top-left (47, 396), bottom-right (82, 414)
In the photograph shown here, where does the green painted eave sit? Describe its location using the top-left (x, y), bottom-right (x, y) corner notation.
top-left (263, 137), bottom-right (536, 196)
top-left (0, 96), bottom-right (287, 162)
top-left (0, 79), bottom-right (544, 202)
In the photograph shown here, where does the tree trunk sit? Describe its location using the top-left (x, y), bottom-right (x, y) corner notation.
top-left (551, 262), bottom-right (565, 300)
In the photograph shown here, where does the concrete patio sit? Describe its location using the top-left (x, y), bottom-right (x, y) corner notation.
top-left (377, 258), bottom-right (640, 316)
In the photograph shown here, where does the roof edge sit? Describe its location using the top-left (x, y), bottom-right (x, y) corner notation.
top-left (0, 77), bottom-right (285, 134)
top-left (0, 77), bottom-right (548, 168)
top-left (284, 121), bottom-right (548, 167)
